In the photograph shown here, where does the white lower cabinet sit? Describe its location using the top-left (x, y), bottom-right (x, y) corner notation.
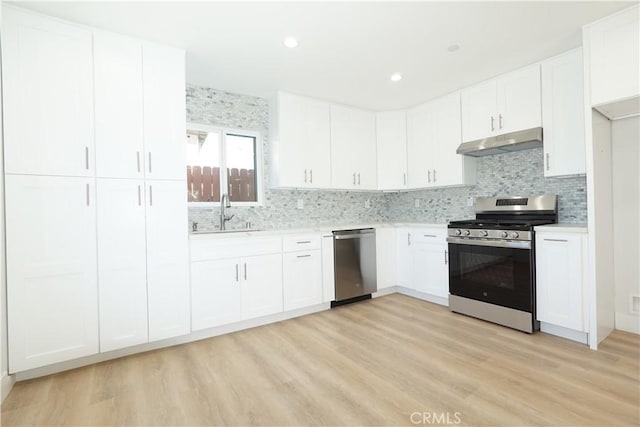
top-left (376, 227), bottom-right (397, 290)
top-left (191, 258), bottom-right (242, 330)
top-left (396, 226), bottom-right (449, 303)
top-left (283, 235), bottom-right (323, 311)
top-left (6, 175), bottom-right (99, 372)
top-left (321, 235), bottom-right (336, 303)
top-left (536, 230), bottom-right (588, 332)
top-left (241, 254), bottom-right (284, 319)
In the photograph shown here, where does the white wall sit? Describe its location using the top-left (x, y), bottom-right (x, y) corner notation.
top-left (612, 116), bottom-right (640, 334)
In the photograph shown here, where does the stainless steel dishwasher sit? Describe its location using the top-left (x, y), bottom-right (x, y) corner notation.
top-left (332, 228), bottom-right (377, 306)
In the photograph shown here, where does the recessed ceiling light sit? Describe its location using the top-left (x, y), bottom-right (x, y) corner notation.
top-left (447, 44), bottom-right (460, 53)
top-left (283, 37), bottom-right (298, 48)
top-left (390, 72), bottom-right (403, 82)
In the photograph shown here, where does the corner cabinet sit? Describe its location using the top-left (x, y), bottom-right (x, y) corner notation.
top-left (541, 48), bottom-right (586, 177)
top-left (269, 92), bottom-right (332, 188)
top-left (461, 64), bottom-right (541, 142)
top-left (330, 105), bottom-right (377, 190)
top-left (535, 229), bottom-right (588, 333)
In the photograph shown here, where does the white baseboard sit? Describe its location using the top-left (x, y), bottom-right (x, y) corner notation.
top-left (15, 302), bottom-right (330, 381)
top-left (1, 371), bottom-right (15, 403)
top-left (396, 287), bottom-right (449, 307)
top-left (540, 322), bottom-right (589, 344)
top-left (373, 286), bottom-right (398, 297)
top-left (615, 312), bottom-right (640, 334)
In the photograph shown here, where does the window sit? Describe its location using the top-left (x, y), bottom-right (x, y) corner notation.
top-left (186, 124), bottom-right (262, 205)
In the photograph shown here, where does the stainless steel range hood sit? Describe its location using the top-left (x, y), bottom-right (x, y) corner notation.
top-left (456, 127), bottom-right (543, 157)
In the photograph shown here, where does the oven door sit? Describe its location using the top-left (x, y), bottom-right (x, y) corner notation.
top-left (447, 238), bottom-right (534, 312)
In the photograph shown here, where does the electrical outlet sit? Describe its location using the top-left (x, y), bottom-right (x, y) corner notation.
top-left (467, 196), bottom-right (474, 207)
top-left (364, 199), bottom-right (371, 209)
top-left (297, 199), bottom-right (304, 209)
top-left (414, 199), bottom-right (420, 208)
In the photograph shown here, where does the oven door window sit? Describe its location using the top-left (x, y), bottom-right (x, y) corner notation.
top-left (448, 243), bottom-right (533, 312)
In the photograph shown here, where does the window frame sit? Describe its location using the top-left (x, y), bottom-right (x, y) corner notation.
top-left (186, 122), bottom-right (264, 207)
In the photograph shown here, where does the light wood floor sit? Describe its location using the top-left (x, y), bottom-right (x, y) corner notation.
top-left (2, 294), bottom-right (639, 426)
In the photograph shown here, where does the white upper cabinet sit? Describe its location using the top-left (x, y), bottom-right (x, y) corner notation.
top-left (376, 111), bottom-right (408, 190)
top-left (586, 4), bottom-right (640, 110)
top-left (407, 93), bottom-right (475, 189)
top-left (269, 92), bottom-right (332, 188)
top-left (142, 43), bottom-right (187, 181)
top-left (145, 180), bottom-right (190, 341)
top-left (94, 32), bottom-right (145, 179)
top-left (542, 48), bottom-right (586, 177)
top-left (461, 64), bottom-right (541, 142)
top-left (330, 105), bottom-right (377, 190)
top-left (6, 175), bottom-right (99, 372)
top-left (2, 7), bottom-right (95, 177)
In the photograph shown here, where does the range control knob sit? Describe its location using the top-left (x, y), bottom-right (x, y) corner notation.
top-left (510, 231), bottom-right (520, 239)
top-left (454, 229), bottom-right (462, 236)
top-left (480, 230), bottom-right (489, 237)
top-left (500, 231), bottom-right (508, 238)
top-left (463, 229), bottom-right (471, 236)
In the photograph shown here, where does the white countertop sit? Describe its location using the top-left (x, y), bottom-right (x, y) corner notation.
top-left (534, 224), bottom-right (588, 233)
top-left (189, 222), bottom-right (447, 239)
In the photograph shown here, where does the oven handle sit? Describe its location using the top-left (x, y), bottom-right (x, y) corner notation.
top-left (446, 237), bottom-right (531, 250)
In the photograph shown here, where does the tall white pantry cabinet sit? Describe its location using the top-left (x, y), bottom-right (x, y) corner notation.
top-left (2, 7), bottom-right (189, 372)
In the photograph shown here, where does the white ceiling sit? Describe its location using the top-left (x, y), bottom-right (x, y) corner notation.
top-left (10, 1), bottom-right (635, 110)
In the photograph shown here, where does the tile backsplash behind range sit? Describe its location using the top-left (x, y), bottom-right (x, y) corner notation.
top-left (186, 85), bottom-right (587, 230)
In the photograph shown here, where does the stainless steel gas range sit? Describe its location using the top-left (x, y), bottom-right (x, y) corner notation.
top-left (447, 195), bottom-right (558, 333)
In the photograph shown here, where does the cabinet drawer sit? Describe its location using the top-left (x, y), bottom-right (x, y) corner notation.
top-left (412, 229), bottom-right (447, 244)
top-left (283, 234), bottom-right (321, 252)
top-left (191, 236), bottom-right (282, 261)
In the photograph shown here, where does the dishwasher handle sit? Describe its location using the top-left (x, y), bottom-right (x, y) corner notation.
top-left (333, 228), bottom-right (375, 240)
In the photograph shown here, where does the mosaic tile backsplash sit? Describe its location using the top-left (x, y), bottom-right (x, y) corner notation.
top-left (186, 85), bottom-right (587, 231)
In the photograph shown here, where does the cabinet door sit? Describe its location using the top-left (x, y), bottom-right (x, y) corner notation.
top-left (2, 8), bottom-right (94, 177)
top-left (94, 32), bottom-right (144, 179)
top-left (498, 64), bottom-right (542, 134)
top-left (396, 229), bottom-right (414, 289)
top-left (588, 5), bottom-right (640, 106)
top-left (461, 79), bottom-right (497, 142)
top-left (413, 235), bottom-right (449, 298)
top-left (376, 228), bottom-right (397, 289)
top-left (191, 258), bottom-right (242, 330)
top-left (6, 175), bottom-right (98, 372)
top-left (330, 105), bottom-right (377, 189)
top-left (406, 103), bottom-right (433, 189)
top-left (145, 180), bottom-right (190, 341)
top-left (536, 234), bottom-right (585, 331)
top-left (283, 251), bottom-right (322, 311)
top-left (97, 179), bottom-right (148, 352)
top-left (542, 49), bottom-right (586, 177)
top-left (241, 254), bottom-right (283, 319)
top-left (321, 235), bottom-right (336, 303)
top-left (142, 43), bottom-right (186, 180)
top-left (376, 111), bottom-right (408, 190)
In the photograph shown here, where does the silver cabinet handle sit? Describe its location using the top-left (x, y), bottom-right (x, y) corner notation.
top-left (297, 254), bottom-right (311, 258)
top-left (543, 238), bottom-right (568, 243)
top-left (444, 250), bottom-right (448, 264)
top-left (424, 234), bottom-right (437, 238)
top-left (137, 151), bottom-right (141, 173)
top-left (137, 185), bottom-right (142, 206)
top-left (427, 170), bottom-right (431, 183)
top-left (304, 169), bottom-right (308, 183)
top-left (85, 147), bottom-right (89, 170)
top-left (352, 173), bottom-right (356, 185)
top-left (490, 116), bottom-right (495, 132)
top-left (357, 173), bottom-right (361, 185)
top-left (297, 240), bottom-right (311, 244)
top-left (433, 169), bottom-right (437, 183)
top-left (235, 264), bottom-right (239, 282)
top-left (310, 169), bottom-right (313, 183)
top-left (86, 183), bottom-right (90, 206)
top-left (244, 263), bottom-right (247, 280)
top-left (499, 114), bottom-right (503, 129)
top-left (545, 153), bottom-right (550, 171)
top-left (149, 185), bottom-right (153, 206)
top-left (148, 152), bottom-right (152, 173)
top-left (407, 233), bottom-right (411, 246)
top-left (403, 173), bottom-right (407, 186)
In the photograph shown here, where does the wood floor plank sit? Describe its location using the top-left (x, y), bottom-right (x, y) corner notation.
top-left (2, 294), bottom-right (638, 426)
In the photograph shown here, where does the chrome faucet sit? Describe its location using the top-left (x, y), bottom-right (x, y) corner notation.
top-left (220, 193), bottom-right (234, 230)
